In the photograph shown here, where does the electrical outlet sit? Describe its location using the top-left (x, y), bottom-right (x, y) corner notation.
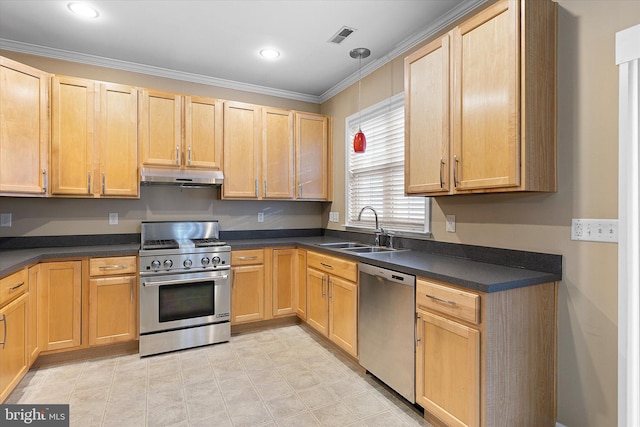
top-left (257, 212), bottom-right (264, 223)
top-left (0, 213), bottom-right (12, 227)
top-left (571, 219), bottom-right (618, 242)
top-left (109, 213), bottom-right (118, 225)
top-left (446, 215), bottom-right (456, 233)
top-left (329, 212), bottom-right (340, 223)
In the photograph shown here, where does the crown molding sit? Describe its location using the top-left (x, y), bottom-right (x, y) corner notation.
top-left (0, 38), bottom-right (321, 104)
top-left (0, 0), bottom-right (486, 106)
top-left (318, 0), bottom-right (488, 103)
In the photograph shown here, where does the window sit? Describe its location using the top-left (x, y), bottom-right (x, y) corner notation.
top-left (346, 93), bottom-right (430, 234)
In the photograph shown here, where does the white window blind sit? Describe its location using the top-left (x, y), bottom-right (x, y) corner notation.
top-left (346, 93), bottom-right (429, 234)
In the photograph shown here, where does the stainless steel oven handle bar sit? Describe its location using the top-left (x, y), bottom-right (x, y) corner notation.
top-left (142, 274), bottom-right (229, 287)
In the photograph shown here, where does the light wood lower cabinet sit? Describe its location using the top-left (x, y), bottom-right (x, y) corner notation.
top-left (37, 261), bottom-right (82, 352)
top-left (416, 277), bottom-right (557, 427)
top-left (231, 249), bottom-right (265, 324)
top-left (0, 293), bottom-right (28, 403)
top-left (88, 256), bottom-right (137, 346)
top-left (272, 248), bottom-right (296, 317)
top-left (306, 251), bottom-right (358, 357)
top-left (27, 266), bottom-right (41, 365)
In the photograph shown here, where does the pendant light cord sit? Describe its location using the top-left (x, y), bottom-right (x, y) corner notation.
top-left (358, 54), bottom-right (362, 132)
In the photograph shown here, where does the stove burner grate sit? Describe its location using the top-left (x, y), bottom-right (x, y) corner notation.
top-left (142, 239), bottom-right (179, 250)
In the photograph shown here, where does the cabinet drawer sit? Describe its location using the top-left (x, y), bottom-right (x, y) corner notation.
top-left (232, 249), bottom-right (264, 265)
top-left (0, 268), bottom-right (28, 306)
top-left (90, 256), bottom-right (137, 277)
top-left (307, 251), bottom-right (357, 283)
top-left (416, 279), bottom-right (480, 324)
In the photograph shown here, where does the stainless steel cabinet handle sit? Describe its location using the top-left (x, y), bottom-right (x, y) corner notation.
top-left (328, 277), bottom-right (332, 299)
top-left (176, 145), bottom-right (180, 165)
top-left (320, 262), bottom-right (333, 270)
top-left (102, 172), bottom-right (105, 194)
top-left (99, 265), bottom-right (128, 270)
top-left (188, 146), bottom-right (192, 166)
top-left (425, 294), bottom-right (457, 306)
top-left (255, 179), bottom-right (258, 197)
top-left (237, 256), bottom-right (258, 260)
top-left (439, 157), bottom-right (444, 188)
top-left (143, 275), bottom-right (229, 287)
top-left (42, 170), bottom-right (47, 193)
top-left (264, 180), bottom-right (267, 197)
top-left (231, 269), bottom-right (235, 289)
top-left (321, 276), bottom-right (326, 297)
top-left (0, 314), bottom-right (6, 350)
top-left (130, 277), bottom-right (134, 302)
top-left (298, 183), bottom-right (302, 197)
top-left (87, 171), bottom-right (91, 193)
top-left (453, 155), bottom-right (459, 188)
top-left (8, 282), bottom-right (25, 291)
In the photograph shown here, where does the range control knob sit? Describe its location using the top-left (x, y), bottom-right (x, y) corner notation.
top-left (183, 259), bottom-right (193, 268)
top-left (201, 257), bottom-right (210, 266)
top-left (151, 260), bottom-right (161, 269)
top-left (163, 259), bottom-right (173, 269)
top-left (212, 256), bottom-right (221, 266)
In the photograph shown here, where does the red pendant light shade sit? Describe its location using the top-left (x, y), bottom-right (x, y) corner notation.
top-left (354, 129), bottom-right (366, 153)
top-left (350, 47), bottom-right (371, 154)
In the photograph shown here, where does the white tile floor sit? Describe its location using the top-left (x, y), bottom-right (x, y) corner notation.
top-left (7, 325), bottom-right (432, 427)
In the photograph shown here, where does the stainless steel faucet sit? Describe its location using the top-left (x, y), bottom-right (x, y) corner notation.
top-left (358, 206), bottom-right (381, 245)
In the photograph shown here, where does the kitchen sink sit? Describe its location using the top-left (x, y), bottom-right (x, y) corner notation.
top-left (341, 246), bottom-right (398, 253)
top-left (318, 242), bottom-right (369, 249)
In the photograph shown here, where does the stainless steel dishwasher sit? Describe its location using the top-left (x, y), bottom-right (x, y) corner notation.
top-left (358, 262), bottom-right (416, 403)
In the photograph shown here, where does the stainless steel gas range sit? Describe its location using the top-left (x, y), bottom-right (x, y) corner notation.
top-left (138, 220), bottom-right (231, 357)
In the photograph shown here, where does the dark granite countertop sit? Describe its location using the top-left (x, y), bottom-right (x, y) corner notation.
top-left (0, 233), bottom-right (561, 293)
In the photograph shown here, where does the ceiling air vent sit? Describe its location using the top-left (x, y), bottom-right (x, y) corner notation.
top-left (328, 26), bottom-right (356, 44)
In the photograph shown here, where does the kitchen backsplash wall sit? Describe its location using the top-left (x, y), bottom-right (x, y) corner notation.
top-left (0, 186), bottom-right (322, 237)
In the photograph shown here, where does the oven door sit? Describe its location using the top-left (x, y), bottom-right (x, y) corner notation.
top-left (139, 269), bottom-right (230, 334)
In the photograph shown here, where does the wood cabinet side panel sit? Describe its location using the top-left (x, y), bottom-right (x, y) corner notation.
top-left (295, 249), bottom-right (307, 320)
top-left (0, 294), bottom-right (28, 403)
top-left (272, 249), bottom-right (296, 317)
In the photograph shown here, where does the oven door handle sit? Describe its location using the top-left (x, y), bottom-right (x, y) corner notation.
top-left (142, 274), bottom-right (229, 287)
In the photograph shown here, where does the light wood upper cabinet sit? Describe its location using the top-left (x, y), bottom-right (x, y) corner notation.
top-left (51, 76), bottom-right (96, 196)
top-left (139, 89), bottom-right (182, 167)
top-left (140, 89), bottom-right (222, 170)
top-left (223, 103), bottom-right (295, 200)
top-left (405, 34), bottom-right (450, 195)
top-left (51, 76), bottom-right (139, 197)
top-left (0, 57), bottom-right (50, 196)
top-left (263, 108), bottom-right (295, 199)
top-left (295, 112), bottom-right (331, 201)
top-left (99, 83), bottom-right (139, 197)
top-left (223, 101), bottom-right (261, 199)
top-left (405, 0), bottom-right (557, 196)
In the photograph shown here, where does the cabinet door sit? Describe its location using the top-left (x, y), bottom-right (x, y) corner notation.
top-left (295, 249), bottom-right (307, 320)
top-left (0, 57), bottom-right (49, 195)
top-left (0, 294), bottom-right (28, 403)
top-left (139, 89), bottom-right (182, 167)
top-left (89, 276), bottom-right (137, 346)
top-left (272, 249), bottom-right (296, 317)
top-left (99, 83), bottom-right (139, 197)
top-left (38, 261), bottom-right (82, 351)
top-left (405, 34), bottom-right (451, 195)
top-left (223, 101), bottom-right (261, 199)
top-left (453, 0), bottom-right (519, 191)
top-left (328, 276), bottom-right (358, 357)
top-left (296, 112), bottom-right (330, 200)
top-left (416, 310), bottom-right (480, 427)
top-left (231, 264), bottom-right (264, 324)
top-left (51, 75), bottom-right (96, 196)
top-left (306, 268), bottom-right (328, 335)
top-left (184, 96), bottom-right (223, 169)
top-left (263, 107), bottom-right (294, 199)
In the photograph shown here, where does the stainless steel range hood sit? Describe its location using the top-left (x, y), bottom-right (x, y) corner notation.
top-left (140, 167), bottom-right (224, 187)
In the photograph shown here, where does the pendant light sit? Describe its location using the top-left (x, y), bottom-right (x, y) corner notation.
top-left (350, 48), bottom-right (371, 153)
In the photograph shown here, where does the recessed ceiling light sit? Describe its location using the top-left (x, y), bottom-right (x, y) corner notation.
top-left (260, 49), bottom-right (280, 59)
top-left (67, 2), bottom-right (99, 19)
